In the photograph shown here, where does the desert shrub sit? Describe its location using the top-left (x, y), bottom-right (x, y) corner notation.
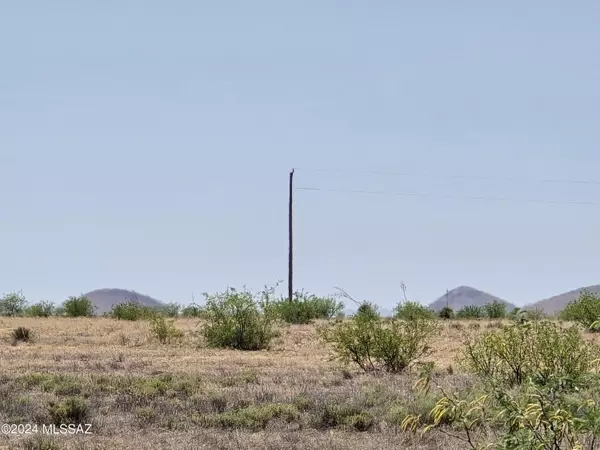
top-left (11, 327), bottom-right (32, 343)
top-left (62, 296), bottom-right (95, 317)
top-left (271, 291), bottom-right (344, 324)
top-left (48, 397), bottom-right (88, 425)
top-left (149, 315), bottom-right (184, 344)
top-left (461, 320), bottom-right (599, 386)
top-left (25, 301), bottom-right (55, 317)
top-left (318, 313), bottom-right (438, 373)
top-left (484, 300), bottom-right (507, 319)
top-left (111, 301), bottom-right (155, 321)
top-left (438, 306), bottom-right (454, 319)
top-left (561, 290), bottom-right (600, 331)
top-left (0, 291), bottom-right (27, 316)
top-left (394, 301), bottom-right (436, 321)
top-left (160, 301), bottom-right (181, 317)
top-left (404, 375), bottom-right (600, 450)
top-left (181, 303), bottom-right (202, 317)
top-left (456, 305), bottom-right (485, 319)
top-left (200, 286), bottom-right (278, 351)
top-left (355, 301), bottom-right (380, 321)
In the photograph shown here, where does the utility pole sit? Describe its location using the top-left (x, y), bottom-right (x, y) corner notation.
top-left (445, 289), bottom-right (449, 309)
top-left (288, 169), bottom-right (294, 303)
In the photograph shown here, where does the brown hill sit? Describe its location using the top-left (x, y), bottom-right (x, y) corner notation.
top-left (527, 284), bottom-right (600, 315)
top-left (83, 288), bottom-right (165, 315)
top-left (428, 286), bottom-right (515, 312)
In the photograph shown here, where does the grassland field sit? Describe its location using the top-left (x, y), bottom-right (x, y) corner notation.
top-left (0, 317), bottom-right (596, 450)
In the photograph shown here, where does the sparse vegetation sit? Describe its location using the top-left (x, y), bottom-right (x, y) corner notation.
top-left (148, 315), bottom-right (184, 344)
top-left (456, 304), bottom-right (485, 319)
top-left (393, 301), bottom-right (436, 321)
top-left (11, 326), bottom-right (32, 344)
top-left (2, 286), bottom-right (600, 450)
top-left (110, 301), bottom-right (156, 321)
top-left (24, 301), bottom-right (55, 317)
top-left (438, 306), bottom-right (454, 319)
top-left (200, 286), bottom-right (279, 350)
top-left (318, 311), bottom-right (438, 373)
top-left (62, 295), bottom-right (95, 317)
top-left (271, 291), bottom-right (344, 324)
top-left (561, 290), bottom-right (600, 331)
top-left (483, 299), bottom-right (507, 318)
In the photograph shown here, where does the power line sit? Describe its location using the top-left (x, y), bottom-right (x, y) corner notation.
top-left (294, 167), bottom-right (600, 186)
top-left (295, 186), bottom-right (597, 206)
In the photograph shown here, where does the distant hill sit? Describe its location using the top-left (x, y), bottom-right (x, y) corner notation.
top-left (428, 286), bottom-right (516, 312)
top-left (83, 288), bottom-right (165, 315)
top-left (527, 284), bottom-right (600, 315)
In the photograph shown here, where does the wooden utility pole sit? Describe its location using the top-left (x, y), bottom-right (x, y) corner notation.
top-left (288, 169), bottom-right (295, 303)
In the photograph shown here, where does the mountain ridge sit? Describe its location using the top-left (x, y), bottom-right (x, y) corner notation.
top-left (83, 288), bottom-right (165, 315)
top-left (428, 286), bottom-right (516, 312)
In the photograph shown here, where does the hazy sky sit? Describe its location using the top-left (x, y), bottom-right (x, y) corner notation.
top-left (2, 1), bottom-right (600, 308)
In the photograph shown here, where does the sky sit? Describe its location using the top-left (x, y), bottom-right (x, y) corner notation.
top-left (2, 1), bottom-right (600, 308)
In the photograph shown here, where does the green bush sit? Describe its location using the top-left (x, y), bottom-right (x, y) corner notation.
top-left (461, 320), bottom-right (600, 386)
top-left (25, 301), bottom-right (55, 317)
top-left (111, 301), bottom-right (155, 321)
top-left (456, 305), bottom-right (485, 319)
top-left (200, 286), bottom-right (279, 351)
top-left (0, 291), bottom-right (27, 316)
top-left (149, 315), bottom-right (184, 344)
top-left (160, 302), bottom-right (181, 318)
top-left (318, 313), bottom-right (438, 373)
top-left (438, 306), bottom-right (454, 320)
top-left (394, 301), bottom-right (436, 321)
top-left (355, 301), bottom-right (380, 321)
top-left (404, 376), bottom-right (600, 450)
top-left (62, 296), bottom-right (95, 317)
top-left (181, 303), bottom-right (203, 317)
top-left (484, 300), bottom-right (507, 319)
top-left (271, 291), bottom-right (344, 324)
top-left (48, 397), bottom-right (88, 425)
top-left (561, 290), bottom-right (600, 331)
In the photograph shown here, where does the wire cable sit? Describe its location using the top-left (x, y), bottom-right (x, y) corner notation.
top-left (294, 167), bottom-right (600, 186)
top-left (295, 186), bottom-right (597, 206)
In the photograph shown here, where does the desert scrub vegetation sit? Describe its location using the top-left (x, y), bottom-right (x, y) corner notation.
top-left (148, 315), bottom-right (184, 344)
top-left (393, 301), bottom-right (436, 321)
top-left (0, 290), bottom-right (27, 316)
top-left (269, 290), bottom-right (344, 324)
top-left (318, 310), bottom-right (438, 373)
top-left (403, 319), bottom-right (600, 449)
top-left (460, 320), bottom-right (600, 386)
top-left (62, 295), bottom-right (95, 317)
top-left (561, 290), bottom-right (600, 331)
top-left (199, 285), bottom-right (279, 350)
top-left (24, 300), bottom-right (55, 317)
top-left (110, 300), bottom-right (157, 321)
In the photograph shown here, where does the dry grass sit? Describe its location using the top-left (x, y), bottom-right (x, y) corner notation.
top-left (0, 318), bottom-right (530, 449)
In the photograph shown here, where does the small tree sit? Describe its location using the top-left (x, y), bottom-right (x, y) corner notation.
top-left (63, 296), bottom-right (95, 317)
top-left (0, 291), bottom-right (27, 316)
